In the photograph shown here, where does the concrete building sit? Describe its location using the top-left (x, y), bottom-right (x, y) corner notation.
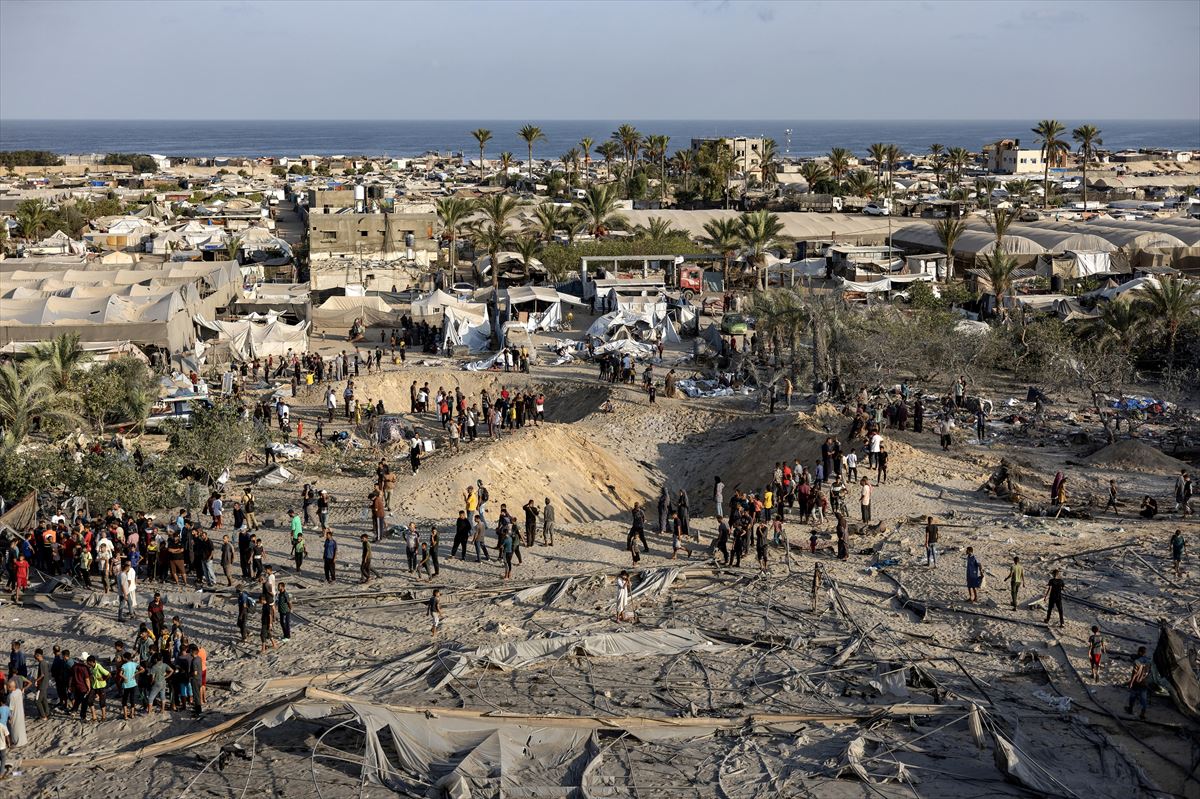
top-left (983, 139), bottom-right (1046, 174)
top-left (691, 137), bottom-right (766, 175)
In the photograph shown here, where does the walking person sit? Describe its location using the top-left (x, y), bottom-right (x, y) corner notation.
top-left (859, 477), bottom-right (872, 524)
top-left (472, 514), bottom-right (490, 562)
top-left (1006, 556), bottom-right (1024, 610)
top-left (965, 547), bottom-right (983, 603)
top-left (322, 531), bottom-right (337, 583)
top-left (1104, 479), bottom-right (1119, 514)
top-left (1125, 646), bottom-right (1152, 720)
top-left (259, 594), bottom-right (277, 654)
top-left (359, 534), bottom-right (380, 583)
top-left (542, 497), bottom-right (556, 546)
top-left (427, 589), bottom-right (443, 637)
top-left (1043, 568), bottom-right (1065, 627)
top-left (713, 476), bottom-right (724, 519)
top-left (1088, 625), bottom-right (1106, 682)
top-left (1170, 528), bottom-right (1186, 578)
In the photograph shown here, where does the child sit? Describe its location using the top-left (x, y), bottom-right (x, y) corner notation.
top-left (1088, 625), bottom-right (1106, 682)
top-left (809, 529), bottom-right (818, 554)
top-left (428, 589), bottom-right (443, 636)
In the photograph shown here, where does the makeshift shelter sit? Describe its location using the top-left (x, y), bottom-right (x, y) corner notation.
top-left (441, 304), bottom-right (491, 352)
top-left (587, 305), bottom-right (680, 343)
top-left (504, 285), bottom-right (586, 332)
top-left (195, 315), bottom-right (310, 361)
top-left (310, 295), bottom-right (402, 329)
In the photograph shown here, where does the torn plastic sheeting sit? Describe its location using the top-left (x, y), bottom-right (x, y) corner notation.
top-left (512, 577), bottom-right (575, 606)
top-left (463, 352), bottom-right (503, 372)
top-left (841, 735), bottom-right (911, 785)
top-left (268, 442), bottom-right (303, 460)
top-left (431, 628), bottom-right (731, 690)
top-left (1154, 621), bottom-right (1200, 718)
top-left (256, 465), bottom-right (294, 486)
top-left (629, 567), bottom-right (681, 600)
top-left (991, 730), bottom-right (1069, 796)
top-left (868, 663), bottom-right (909, 698)
top-left (676, 379), bottom-right (734, 398)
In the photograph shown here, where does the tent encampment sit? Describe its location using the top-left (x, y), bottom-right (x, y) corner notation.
top-left (195, 315), bottom-right (310, 361)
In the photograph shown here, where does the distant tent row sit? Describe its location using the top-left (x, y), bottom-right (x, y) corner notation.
top-left (195, 314), bottom-right (309, 361)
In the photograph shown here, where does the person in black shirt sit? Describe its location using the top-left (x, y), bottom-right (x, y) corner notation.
top-left (451, 511), bottom-right (471, 560)
top-left (1043, 569), bottom-right (1065, 627)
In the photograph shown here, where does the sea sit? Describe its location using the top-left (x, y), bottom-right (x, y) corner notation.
top-left (1, 119), bottom-right (1198, 160)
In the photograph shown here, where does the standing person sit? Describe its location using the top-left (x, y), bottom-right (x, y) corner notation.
top-left (259, 594), bottom-right (277, 654)
top-left (427, 589), bottom-right (443, 637)
top-left (938, 416), bottom-right (954, 451)
top-left (277, 582), bottom-right (292, 642)
top-left (615, 571), bottom-right (634, 622)
top-left (542, 498), bottom-right (556, 546)
top-left (117, 559), bottom-right (137, 622)
top-left (1043, 568), bottom-right (1065, 627)
top-left (475, 480), bottom-right (490, 528)
top-left (965, 547), bottom-right (983, 603)
top-left (670, 512), bottom-right (692, 559)
top-left (500, 531), bottom-right (514, 580)
top-left (5, 676), bottom-right (27, 745)
top-left (974, 407), bottom-right (988, 444)
top-left (292, 533), bottom-right (306, 573)
top-left (359, 534), bottom-right (379, 583)
top-left (316, 490), bottom-right (331, 532)
top-left (404, 524), bottom-right (419, 573)
top-left (629, 502), bottom-right (649, 554)
top-left (523, 499), bottom-right (539, 547)
top-left (451, 511), bottom-right (471, 560)
top-left (677, 488), bottom-right (690, 540)
top-left (657, 487), bottom-right (669, 535)
top-left (472, 514), bottom-right (490, 562)
top-left (875, 445), bottom-right (888, 485)
top-left (238, 527), bottom-right (252, 580)
top-left (859, 478), bottom-right (872, 524)
top-left (1088, 625), bottom-right (1107, 682)
top-left (242, 487), bottom-right (259, 531)
top-left (220, 535), bottom-right (234, 586)
top-left (1126, 646), bottom-right (1152, 720)
top-left (369, 488), bottom-right (386, 543)
top-left (1174, 470), bottom-right (1193, 516)
top-left (32, 648), bottom-right (51, 721)
top-left (713, 476), bottom-right (725, 519)
top-left (923, 516), bottom-right (938, 567)
top-left (1170, 529), bottom-right (1186, 578)
top-left (1006, 556), bottom-right (1024, 610)
top-left (322, 531), bottom-right (337, 583)
top-left (147, 591), bottom-right (166, 643)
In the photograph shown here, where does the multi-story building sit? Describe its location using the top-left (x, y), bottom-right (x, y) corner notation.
top-left (983, 138), bottom-right (1047, 174)
top-left (691, 136), bottom-right (766, 175)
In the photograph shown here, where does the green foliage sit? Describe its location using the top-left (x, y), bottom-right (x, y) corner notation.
top-left (76, 357), bottom-right (156, 433)
top-left (539, 235), bottom-right (699, 282)
top-left (288, 163), bottom-right (312, 175)
top-left (166, 398), bottom-right (265, 485)
top-left (270, 165), bottom-right (287, 177)
top-left (0, 150), bottom-right (64, 167)
top-left (0, 447), bottom-right (182, 513)
top-left (101, 152), bottom-right (158, 172)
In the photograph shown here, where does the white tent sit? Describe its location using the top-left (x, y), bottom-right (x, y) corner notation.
top-left (195, 315), bottom-right (309, 361)
top-left (505, 285), bottom-right (585, 332)
top-left (587, 304), bottom-right (678, 343)
top-left (441, 305), bottom-right (491, 352)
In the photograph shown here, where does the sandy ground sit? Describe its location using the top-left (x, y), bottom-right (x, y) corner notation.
top-left (4, 326), bottom-right (1200, 798)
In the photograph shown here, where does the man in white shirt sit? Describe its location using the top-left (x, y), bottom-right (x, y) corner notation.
top-left (97, 536), bottom-right (115, 593)
top-left (869, 432), bottom-right (883, 469)
top-left (117, 560), bottom-right (137, 622)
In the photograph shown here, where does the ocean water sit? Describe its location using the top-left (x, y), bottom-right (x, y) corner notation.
top-left (1, 119), bottom-right (1197, 160)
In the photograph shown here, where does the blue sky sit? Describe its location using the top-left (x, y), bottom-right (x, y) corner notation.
top-left (2, 0), bottom-right (1198, 120)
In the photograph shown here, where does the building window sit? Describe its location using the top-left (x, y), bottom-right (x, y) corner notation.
top-left (321, 231), bottom-right (337, 241)
top-left (360, 230), bottom-right (369, 237)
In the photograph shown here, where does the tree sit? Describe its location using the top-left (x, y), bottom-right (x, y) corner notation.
top-left (471, 128), bottom-right (493, 182)
top-left (759, 138), bottom-right (779, 189)
top-left (29, 332), bottom-right (91, 391)
top-left (1138, 277), bottom-right (1200, 376)
top-left (980, 249), bottom-right (1020, 313)
top-left (579, 137), bottom-right (594, 185)
top-left (473, 194), bottom-right (519, 291)
top-left (518, 125), bottom-right (546, 181)
top-left (884, 143), bottom-right (901, 205)
top-left (738, 210), bottom-right (784, 290)
top-left (512, 234), bottom-right (542, 283)
top-left (1007, 178), bottom-right (1034, 206)
top-left (635, 216), bottom-right (682, 239)
top-left (827, 147), bottom-right (852, 183)
top-left (15, 198), bottom-right (49, 241)
top-left (867, 143), bottom-right (888, 180)
top-left (613, 124), bottom-right (643, 196)
top-left (167, 399), bottom-right (264, 486)
top-left (843, 170), bottom-right (878, 199)
top-left (672, 148), bottom-right (696, 196)
top-left (435, 197), bottom-right (473, 267)
top-left (946, 147), bottom-right (971, 194)
top-left (799, 162), bottom-right (830, 192)
top-left (225, 234), bottom-right (243, 264)
top-left (986, 207), bottom-right (1017, 250)
top-left (1032, 119), bottom-right (1069, 209)
top-left (530, 203), bottom-right (567, 241)
top-left (644, 134), bottom-right (670, 204)
top-left (929, 143), bottom-right (946, 193)
top-left (702, 217), bottom-right (741, 284)
top-left (0, 360), bottom-right (82, 451)
top-left (696, 140), bottom-right (735, 207)
top-left (497, 152), bottom-right (515, 187)
top-left (1072, 124), bottom-right (1102, 209)
top-left (573, 183), bottom-right (624, 237)
top-left (934, 217), bottom-right (967, 282)
top-left (596, 141), bottom-right (622, 183)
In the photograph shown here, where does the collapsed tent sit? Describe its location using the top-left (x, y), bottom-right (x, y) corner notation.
top-left (587, 305), bottom-right (679, 344)
top-left (441, 305), bottom-right (491, 352)
top-left (195, 315), bottom-right (309, 361)
top-left (505, 286), bottom-right (586, 332)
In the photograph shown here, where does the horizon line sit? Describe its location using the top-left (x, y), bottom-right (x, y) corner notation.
top-left (4, 117), bottom-right (1199, 123)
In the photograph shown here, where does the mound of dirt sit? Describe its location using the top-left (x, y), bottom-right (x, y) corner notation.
top-left (399, 425), bottom-right (653, 523)
top-left (1083, 439), bottom-right (1191, 475)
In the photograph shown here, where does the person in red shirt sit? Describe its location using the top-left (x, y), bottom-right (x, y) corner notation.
top-left (13, 553), bottom-right (30, 602)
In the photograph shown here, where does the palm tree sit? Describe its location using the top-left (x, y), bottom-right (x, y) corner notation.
top-left (946, 147), bottom-right (971, 195)
top-left (827, 147), bottom-right (852, 184)
top-left (644, 134), bottom-right (670, 203)
top-left (1095, 300), bottom-right (1142, 347)
top-left (1139, 277), bottom-right (1200, 374)
top-left (884, 143), bottom-right (901, 205)
top-left (596, 141), bottom-right (621, 183)
top-left (225, 234), bottom-right (243, 264)
top-left (867, 143), bottom-right (888, 180)
top-left (759, 138), bottom-right (779, 188)
top-left (579, 137), bottom-right (594, 185)
top-left (636, 216), bottom-right (681, 239)
top-left (497, 152), bottom-right (515, 187)
top-left (530, 203), bottom-right (566, 241)
top-left (613, 124), bottom-right (643, 196)
top-left (843, 170), bottom-right (878, 199)
top-left (702, 218), bottom-right (741, 284)
top-left (1072, 124), bottom-right (1102, 210)
top-left (518, 124), bottom-right (546, 181)
top-left (0, 360), bottom-right (82, 450)
top-left (1007, 178), bottom-right (1034, 206)
top-left (672, 149), bottom-right (696, 195)
top-left (435, 197), bottom-right (473, 267)
top-left (799, 162), bottom-right (830, 191)
top-left (1032, 119), bottom-right (1069, 209)
top-left (573, 183), bottom-right (624, 236)
top-left (512, 234), bottom-right (542, 283)
top-left (473, 194), bottom-right (519, 292)
top-left (738, 209), bottom-right (784, 290)
top-left (29, 332), bottom-right (92, 391)
top-left (471, 128), bottom-right (493, 182)
top-left (986, 207), bottom-right (1017, 251)
top-left (15, 198), bottom-right (49, 241)
top-left (976, 177), bottom-right (999, 208)
top-left (980, 249), bottom-right (1020, 313)
top-left (934, 217), bottom-right (967, 282)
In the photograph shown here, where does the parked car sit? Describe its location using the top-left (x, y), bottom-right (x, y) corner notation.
top-left (863, 202), bottom-right (890, 216)
top-left (720, 313), bottom-right (749, 335)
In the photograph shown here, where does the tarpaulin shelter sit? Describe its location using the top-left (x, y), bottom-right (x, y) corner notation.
top-left (310, 295), bottom-right (402, 329)
top-left (504, 285), bottom-right (586, 332)
top-left (587, 305), bottom-right (679, 343)
top-left (195, 315), bottom-right (310, 361)
top-left (0, 491), bottom-right (39, 533)
top-left (441, 305), bottom-right (491, 352)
